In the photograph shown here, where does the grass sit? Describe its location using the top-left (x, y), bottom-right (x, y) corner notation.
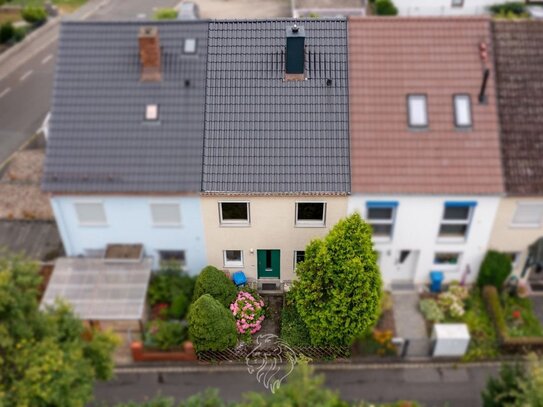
top-left (502, 295), bottom-right (543, 338)
top-left (4, 0), bottom-right (86, 13)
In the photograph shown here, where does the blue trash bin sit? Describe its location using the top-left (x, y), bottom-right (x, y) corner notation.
top-left (430, 271), bottom-right (444, 293)
top-left (232, 271), bottom-right (247, 287)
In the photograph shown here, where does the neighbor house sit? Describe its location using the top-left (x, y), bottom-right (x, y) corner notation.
top-left (488, 21), bottom-right (543, 284)
top-left (391, 0), bottom-right (540, 16)
top-left (200, 20), bottom-right (351, 287)
top-left (42, 21), bottom-right (209, 273)
top-left (348, 17), bottom-right (504, 288)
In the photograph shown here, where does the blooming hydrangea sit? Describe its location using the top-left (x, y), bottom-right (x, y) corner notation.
top-left (230, 291), bottom-right (265, 338)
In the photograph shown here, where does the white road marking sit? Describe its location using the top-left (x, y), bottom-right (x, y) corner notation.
top-left (0, 88), bottom-right (10, 99)
top-left (41, 54), bottom-right (53, 65)
top-left (19, 70), bottom-right (33, 82)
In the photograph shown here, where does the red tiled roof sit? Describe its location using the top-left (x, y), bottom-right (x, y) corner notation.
top-left (349, 17), bottom-right (504, 194)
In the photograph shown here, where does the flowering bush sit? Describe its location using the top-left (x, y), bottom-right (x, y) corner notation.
top-left (419, 299), bottom-right (444, 322)
top-left (230, 291), bottom-right (265, 341)
top-left (437, 283), bottom-right (468, 319)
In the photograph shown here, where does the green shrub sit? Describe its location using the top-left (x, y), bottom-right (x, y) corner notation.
top-left (375, 0), bottom-right (398, 15)
top-left (148, 265), bottom-right (195, 315)
top-left (489, 2), bottom-right (527, 16)
top-left (483, 285), bottom-right (508, 339)
top-left (0, 22), bottom-right (15, 44)
top-left (482, 362), bottom-right (525, 407)
top-left (13, 27), bottom-right (26, 43)
top-left (144, 319), bottom-right (188, 350)
top-left (154, 8), bottom-right (178, 20)
top-left (169, 293), bottom-right (190, 320)
top-left (477, 250), bottom-right (512, 290)
top-left (193, 265), bottom-right (237, 308)
top-left (419, 299), bottom-right (444, 323)
top-left (21, 6), bottom-right (47, 26)
top-left (280, 295), bottom-right (311, 347)
top-left (188, 294), bottom-right (237, 352)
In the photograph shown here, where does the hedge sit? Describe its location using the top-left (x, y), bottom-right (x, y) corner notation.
top-left (193, 266), bottom-right (237, 308)
top-left (477, 250), bottom-right (512, 290)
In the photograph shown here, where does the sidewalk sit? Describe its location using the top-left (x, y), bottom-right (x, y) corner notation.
top-left (392, 291), bottom-right (431, 358)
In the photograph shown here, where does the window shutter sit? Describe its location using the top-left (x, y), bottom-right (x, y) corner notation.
top-left (513, 203), bottom-right (543, 225)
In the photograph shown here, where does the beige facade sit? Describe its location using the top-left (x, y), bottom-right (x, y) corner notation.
top-left (489, 197), bottom-right (543, 276)
top-left (201, 195), bottom-right (348, 281)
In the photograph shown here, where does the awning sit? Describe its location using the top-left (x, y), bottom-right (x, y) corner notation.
top-left (40, 257), bottom-right (152, 320)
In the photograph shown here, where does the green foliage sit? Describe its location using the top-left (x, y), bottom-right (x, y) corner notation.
top-left (482, 362), bottom-right (525, 407)
top-left (292, 213), bottom-right (382, 346)
top-left (374, 0), bottom-right (398, 15)
top-left (182, 389), bottom-right (225, 407)
top-left (515, 353), bottom-right (543, 405)
top-left (21, 6), bottom-right (47, 25)
top-left (170, 293), bottom-right (190, 320)
top-left (154, 8), bottom-right (178, 20)
top-left (477, 250), bottom-right (512, 290)
top-left (503, 294), bottom-right (543, 337)
top-left (461, 290), bottom-right (499, 361)
top-left (280, 294), bottom-right (311, 347)
top-left (148, 265), bottom-right (195, 319)
top-left (144, 320), bottom-right (188, 350)
top-left (437, 283), bottom-right (469, 319)
top-left (419, 299), bottom-right (444, 323)
top-left (0, 254), bottom-right (119, 407)
top-left (483, 285), bottom-right (508, 339)
top-left (193, 265), bottom-right (237, 308)
top-left (489, 2), bottom-right (527, 17)
top-left (0, 22), bottom-right (15, 44)
top-left (13, 27), bottom-right (26, 42)
top-left (188, 294), bottom-right (237, 352)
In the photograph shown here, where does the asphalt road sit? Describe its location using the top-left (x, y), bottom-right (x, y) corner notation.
top-left (94, 364), bottom-right (500, 407)
top-left (0, 0), bottom-right (178, 166)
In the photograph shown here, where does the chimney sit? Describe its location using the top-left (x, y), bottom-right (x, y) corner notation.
top-left (285, 24), bottom-right (305, 81)
top-left (139, 26), bottom-right (161, 82)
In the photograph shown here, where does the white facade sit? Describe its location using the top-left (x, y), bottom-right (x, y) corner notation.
top-left (393, 0), bottom-right (495, 15)
top-left (51, 195), bottom-right (207, 274)
top-left (348, 195), bottom-right (501, 286)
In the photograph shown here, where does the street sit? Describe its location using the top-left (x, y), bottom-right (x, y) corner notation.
top-left (94, 363), bottom-right (500, 406)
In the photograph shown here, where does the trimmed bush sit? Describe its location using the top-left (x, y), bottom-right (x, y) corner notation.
top-left (483, 285), bottom-right (508, 339)
top-left (375, 0), bottom-right (398, 15)
top-left (21, 6), bottom-right (47, 26)
top-left (193, 265), bottom-right (237, 308)
top-left (188, 294), bottom-right (237, 352)
top-left (154, 8), bottom-right (178, 20)
top-left (419, 299), bottom-right (444, 323)
top-left (489, 2), bottom-right (526, 16)
top-left (477, 250), bottom-right (512, 290)
top-left (0, 23), bottom-right (15, 44)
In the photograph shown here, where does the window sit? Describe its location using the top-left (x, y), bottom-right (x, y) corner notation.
top-left (511, 202), bottom-right (543, 227)
top-left (407, 94), bottom-right (428, 128)
top-left (451, 0), bottom-right (464, 7)
top-left (454, 94), bottom-right (472, 128)
top-left (219, 202), bottom-right (250, 224)
top-left (296, 202), bottom-right (326, 226)
top-left (75, 202), bottom-right (107, 226)
top-left (434, 252), bottom-right (461, 265)
top-left (184, 38), bottom-right (196, 53)
top-left (159, 250), bottom-right (186, 265)
top-left (224, 250), bottom-right (243, 267)
top-left (294, 251), bottom-right (305, 267)
top-left (366, 201), bottom-right (398, 238)
top-left (150, 203), bottom-right (181, 226)
top-left (145, 104), bottom-right (158, 121)
top-left (438, 201), bottom-right (476, 238)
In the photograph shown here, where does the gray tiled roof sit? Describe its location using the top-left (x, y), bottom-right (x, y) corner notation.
top-left (202, 20), bottom-right (350, 194)
top-left (42, 21), bottom-right (209, 193)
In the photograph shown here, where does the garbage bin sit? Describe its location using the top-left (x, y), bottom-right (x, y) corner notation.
top-left (430, 271), bottom-right (444, 293)
top-left (232, 271), bottom-right (247, 287)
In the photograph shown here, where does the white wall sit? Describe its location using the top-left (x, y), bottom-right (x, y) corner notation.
top-left (393, 0), bottom-right (494, 15)
top-left (51, 195), bottom-right (207, 274)
top-left (348, 195), bottom-right (500, 286)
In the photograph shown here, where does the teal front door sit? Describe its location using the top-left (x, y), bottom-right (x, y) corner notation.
top-left (257, 250), bottom-right (280, 279)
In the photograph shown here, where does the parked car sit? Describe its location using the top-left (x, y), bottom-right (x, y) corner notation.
top-left (175, 1), bottom-right (200, 20)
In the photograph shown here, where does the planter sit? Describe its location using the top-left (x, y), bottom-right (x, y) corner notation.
top-left (131, 340), bottom-right (197, 362)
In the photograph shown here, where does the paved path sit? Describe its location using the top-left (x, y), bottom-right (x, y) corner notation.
top-left (94, 363), bottom-right (500, 406)
top-left (392, 291), bottom-right (431, 358)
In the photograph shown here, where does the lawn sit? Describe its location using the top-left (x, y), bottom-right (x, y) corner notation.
top-left (502, 294), bottom-right (543, 338)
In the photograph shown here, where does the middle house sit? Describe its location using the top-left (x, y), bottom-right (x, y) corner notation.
top-left (200, 20), bottom-right (351, 288)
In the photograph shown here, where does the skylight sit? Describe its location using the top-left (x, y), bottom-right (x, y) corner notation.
top-left (145, 104), bottom-right (158, 121)
top-left (454, 94), bottom-right (472, 128)
top-left (184, 38), bottom-right (196, 54)
top-left (407, 94), bottom-right (428, 128)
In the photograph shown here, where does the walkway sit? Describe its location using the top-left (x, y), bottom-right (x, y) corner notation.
top-left (392, 291), bottom-right (431, 358)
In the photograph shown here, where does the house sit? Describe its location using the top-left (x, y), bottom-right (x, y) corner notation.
top-left (291, 0), bottom-right (366, 18)
top-left (42, 21), bottom-right (209, 273)
top-left (348, 17), bottom-right (504, 288)
top-left (488, 21), bottom-right (543, 285)
top-left (391, 0), bottom-right (539, 16)
top-left (200, 20), bottom-right (351, 287)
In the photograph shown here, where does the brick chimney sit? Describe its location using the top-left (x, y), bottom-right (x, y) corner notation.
top-left (139, 26), bottom-right (161, 82)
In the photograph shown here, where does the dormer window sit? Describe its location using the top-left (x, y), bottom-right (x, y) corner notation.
top-left (184, 38), bottom-right (196, 54)
top-left (454, 94), bottom-right (472, 128)
top-left (145, 104), bottom-right (158, 121)
top-left (407, 94), bottom-right (428, 128)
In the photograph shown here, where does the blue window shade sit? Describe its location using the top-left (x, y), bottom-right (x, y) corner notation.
top-left (445, 201), bottom-right (477, 208)
top-left (367, 201), bottom-right (399, 208)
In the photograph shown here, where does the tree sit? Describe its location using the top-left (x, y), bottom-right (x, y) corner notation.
top-left (154, 8), bottom-right (178, 20)
top-left (192, 265), bottom-right (238, 308)
top-left (0, 254), bottom-right (119, 407)
top-left (482, 362), bottom-right (525, 407)
top-left (375, 0), bottom-right (398, 15)
top-left (292, 213), bottom-right (382, 346)
top-left (477, 250), bottom-right (512, 290)
top-left (188, 294), bottom-right (237, 352)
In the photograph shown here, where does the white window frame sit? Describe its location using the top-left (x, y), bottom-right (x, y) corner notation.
top-left (407, 94), bottom-right (428, 129)
top-left (433, 252), bottom-right (462, 268)
top-left (295, 202), bottom-right (326, 227)
top-left (223, 250), bottom-right (244, 268)
top-left (438, 204), bottom-right (475, 241)
top-left (366, 204), bottom-right (397, 241)
top-left (150, 202), bottom-right (182, 227)
top-left (145, 104), bottom-right (158, 121)
top-left (294, 250), bottom-right (305, 268)
top-left (510, 202), bottom-right (543, 228)
top-left (219, 201), bottom-right (250, 226)
top-left (184, 38), bottom-right (196, 54)
top-left (453, 94), bottom-right (472, 128)
top-left (74, 201), bottom-right (107, 226)
top-left (451, 0), bottom-right (464, 7)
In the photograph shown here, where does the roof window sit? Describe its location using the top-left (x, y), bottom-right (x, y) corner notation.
top-left (145, 104), bottom-right (158, 121)
top-left (454, 94), bottom-right (472, 128)
top-left (407, 94), bottom-right (428, 128)
top-left (184, 38), bottom-right (196, 54)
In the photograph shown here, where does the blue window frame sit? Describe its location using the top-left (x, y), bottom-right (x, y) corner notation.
top-left (439, 201), bottom-right (477, 238)
top-left (366, 201), bottom-right (398, 238)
